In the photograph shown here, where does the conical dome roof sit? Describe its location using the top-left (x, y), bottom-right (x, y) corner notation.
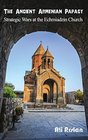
top-left (33, 43), bottom-right (45, 56)
top-left (42, 48), bottom-right (54, 58)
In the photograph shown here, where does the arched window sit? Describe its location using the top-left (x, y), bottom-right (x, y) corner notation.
top-left (48, 59), bottom-right (50, 65)
top-left (44, 59), bottom-right (46, 66)
top-left (44, 59), bottom-right (46, 64)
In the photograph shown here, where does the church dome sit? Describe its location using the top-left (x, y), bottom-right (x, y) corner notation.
top-left (42, 48), bottom-right (54, 58)
top-left (32, 43), bottom-right (45, 57)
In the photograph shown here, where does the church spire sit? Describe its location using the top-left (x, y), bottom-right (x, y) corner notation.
top-left (32, 42), bottom-right (45, 70)
top-left (47, 46), bottom-right (48, 50)
top-left (42, 47), bottom-right (54, 59)
top-left (42, 47), bottom-right (54, 69)
top-left (32, 42), bottom-right (45, 57)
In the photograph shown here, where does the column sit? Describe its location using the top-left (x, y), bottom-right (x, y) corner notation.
top-left (36, 76), bottom-right (43, 105)
top-left (53, 82), bottom-right (57, 103)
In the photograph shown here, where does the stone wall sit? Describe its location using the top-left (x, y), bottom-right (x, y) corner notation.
top-left (0, 98), bottom-right (22, 133)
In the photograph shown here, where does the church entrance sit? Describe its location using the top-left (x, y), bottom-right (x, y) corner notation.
top-left (42, 79), bottom-right (58, 103)
top-left (43, 93), bottom-right (47, 102)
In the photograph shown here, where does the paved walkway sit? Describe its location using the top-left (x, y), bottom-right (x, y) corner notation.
top-left (3, 105), bottom-right (88, 140)
top-left (28, 104), bottom-right (85, 112)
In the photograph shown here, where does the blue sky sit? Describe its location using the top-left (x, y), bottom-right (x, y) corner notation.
top-left (6, 31), bottom-right (83, 92)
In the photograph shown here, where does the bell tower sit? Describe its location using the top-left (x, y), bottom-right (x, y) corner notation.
top-left (42, 47), bottom-right (54, 69)
top-left (32, 42), bottom-right (45, 70)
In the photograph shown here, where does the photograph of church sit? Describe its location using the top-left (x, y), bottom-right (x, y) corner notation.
top-left (23, 43), bottom-right (65, 107)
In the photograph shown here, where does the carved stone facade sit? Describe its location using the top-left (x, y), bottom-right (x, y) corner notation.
top-left (23, 43), bottom-right (65, 106)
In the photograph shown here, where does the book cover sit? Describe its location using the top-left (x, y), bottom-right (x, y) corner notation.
top-left (0, 0), bottom-right (88, 140)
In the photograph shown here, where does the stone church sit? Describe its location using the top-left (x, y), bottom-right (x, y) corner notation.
top-left (23, 43), bottom-right (65, 107)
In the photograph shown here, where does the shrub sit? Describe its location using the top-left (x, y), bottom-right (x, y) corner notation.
top-left (15, 107), bottom-right (24, 116)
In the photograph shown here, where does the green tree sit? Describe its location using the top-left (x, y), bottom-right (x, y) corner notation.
top-left (75, 89), bottom-right (84, 103)
top-left (5, 83), bottom-right (15, 90)
top-left (4, 83), bottom-right (16, 98)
